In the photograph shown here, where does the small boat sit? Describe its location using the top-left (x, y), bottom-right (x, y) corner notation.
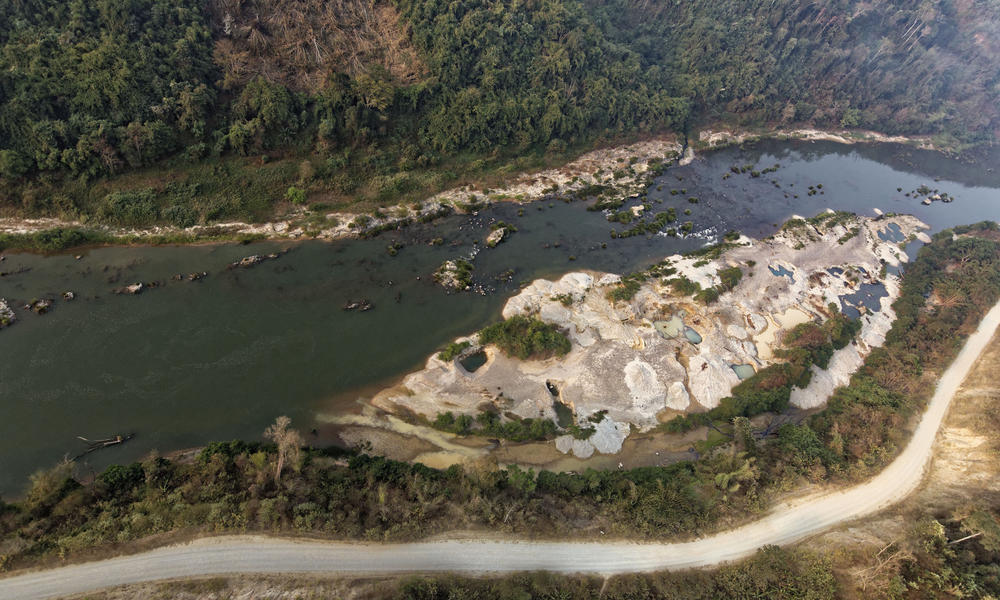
top-left (73, 433), bottom-right (135, 460)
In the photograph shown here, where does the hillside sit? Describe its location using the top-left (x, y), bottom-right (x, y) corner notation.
top-left (1, 0), bottom-right (998, 226)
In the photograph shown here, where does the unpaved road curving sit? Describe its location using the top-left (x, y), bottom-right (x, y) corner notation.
top-left (4, 301), bottom-right (1000, 600)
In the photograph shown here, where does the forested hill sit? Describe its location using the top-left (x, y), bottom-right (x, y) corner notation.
top-left (1, 0), bottom-right (998, 216)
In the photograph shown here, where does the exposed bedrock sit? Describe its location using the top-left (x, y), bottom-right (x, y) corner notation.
top-left (371, 213), bottom-right (928, 455)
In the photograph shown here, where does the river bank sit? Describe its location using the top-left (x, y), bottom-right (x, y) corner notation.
top-left (0, 137), bottom-right (683, 251)
top-left (0, 126), bottom-right (959, 253)
top-left (693, 127), bottom-right (938, 152)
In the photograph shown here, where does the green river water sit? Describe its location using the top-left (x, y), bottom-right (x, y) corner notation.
top-left (1, 139), bottom-right (998, 496)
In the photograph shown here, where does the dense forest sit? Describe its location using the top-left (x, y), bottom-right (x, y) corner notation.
top-left (1, 0), bottom-right (998, 224)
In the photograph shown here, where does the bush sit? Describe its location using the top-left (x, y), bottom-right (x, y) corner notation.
top-left (97, 190), bottom-right (159, 226)
top-left (285, 186), bottom-right (307, 205)
top-left (163, 204), bottom-right (198, 228)
top-left (437, 341), bottom-right (471, 361)
top-left (607, 278), bottom-right (642, 302)
top-left (669, 276), bottom-right (701, 296)
top-left (694, 286), bottom-right (720, 304)
top-left (717, 266), bottom-right (743, 290)
top-left (98, 464), bottom-right (145, 499)
top-left (479, 316), bottom-right (571, 360)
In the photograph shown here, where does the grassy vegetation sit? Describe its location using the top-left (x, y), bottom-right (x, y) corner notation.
top-left (606, 277), bottom-right (643, 302)
top-left (0, 227), bottom-right (268, 253)
top-left (0, 229), bottom-right (112, 253)
top-left (612, 209), bottom-right (678, 239)
top-left (478, 316), bottom-right (571, 360)
top-left (395, 546), bottom-right (836, 599)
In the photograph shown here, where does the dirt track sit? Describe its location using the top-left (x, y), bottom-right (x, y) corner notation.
top-left (3, 301), bottom-right (999, 600)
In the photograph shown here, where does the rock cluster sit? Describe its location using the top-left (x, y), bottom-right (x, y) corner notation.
top-left (228, 253), bottom-right (280, 269)
top-left (0, 298), bottom-right (14, 328)
top-left (27, 299), bottom-right (52, 314)
top-left (433, 259), bottom-right (473, 291)
top-left (113, 283), bottom-right (144, 295)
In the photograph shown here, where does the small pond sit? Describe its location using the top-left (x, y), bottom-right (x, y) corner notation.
top-left (877, 222), bottom-right (906, 242)
top-left (459, 350), bottom-right (488, 373)
top-left (552, 401), bottom-right (574, 428)
top-left (683, 326), bottom-right (703, 344)
top-left (654, 316), bottom-right (685, 338)
top-left (731, 364), bottom-right (756, 380)
top-left (768, 264), bottom-right (796, 282)
top-left (839, 282), bottom-right (889, 319)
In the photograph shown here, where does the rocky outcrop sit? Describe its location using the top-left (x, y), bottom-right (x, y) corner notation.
top-left (486, 227), bottom-right (508, 248)
top-left (27, 299), bottom-right (52, 314)
top-left (371, 213), bottom-right (928, 456)
top-left (228, 253), bottom-right (280, 269)
top-left (554, 416), bottom-right (632, 458)
top-left (433, 259), bottom-right (473, 291)
top-left (113, 283), bottom-right (144, 295)
top-left (0, 298), bottom-right (15, 328)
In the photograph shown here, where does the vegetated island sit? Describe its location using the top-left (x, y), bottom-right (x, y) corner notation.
top-left (367, 212), bottom-right (928, 458)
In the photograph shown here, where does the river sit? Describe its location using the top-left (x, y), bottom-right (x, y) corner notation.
top-left (1, 139), bottom-right (997, 496)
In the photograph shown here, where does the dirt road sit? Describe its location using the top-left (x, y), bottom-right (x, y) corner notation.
top-left (4, 301), bottom-right (999, 600)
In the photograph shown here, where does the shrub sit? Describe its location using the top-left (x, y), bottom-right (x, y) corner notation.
top-left (98, 463), bottom-right (145, 499)
top-left (669, 276), bottom-right (701, 296)
top-left (285, 186), bottom-right (307, 205)
top-left (479, 316), bottom-right (571, 360)
top-left (607, 278), bottom-right (642, 302)
top-left (163, 204), bottom-right (198, 228)
top-left (97, 189), bottom-right (159, 226)
top-left (718, 266), bottom-right (743, 290)
top-left (438, 341), bottom-right (471, 362)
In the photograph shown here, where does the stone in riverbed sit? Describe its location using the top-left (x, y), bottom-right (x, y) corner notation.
top-left (572, 438), bottom-right (595, 458)
top-left (486, 227), bottom-right (508, 248)
top-left (434, 259), bottom-right (473, 291)
top-left (727, 324), bottom-right (748, 339)
top-left (554, 416), bottom-right (630, 458)
top-left (28, 299), bottom-right (52, 314)
top-left (687, 353), bottom-right (741, 409)
top-left (114, 283), bottom-right (144, 295)
top-left (371, 213), bottom-right (930, 454)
